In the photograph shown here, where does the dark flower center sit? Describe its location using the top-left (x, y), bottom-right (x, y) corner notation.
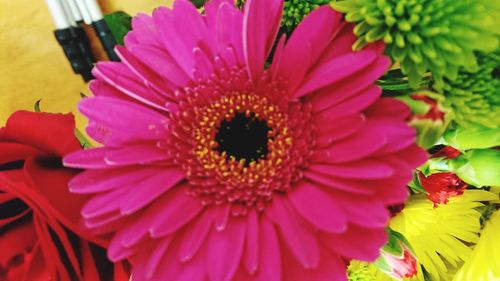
top-left (215, 112), bottom-right (271, 164)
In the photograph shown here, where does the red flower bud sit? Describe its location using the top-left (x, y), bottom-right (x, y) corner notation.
top-left (418, 172), bottom-right (468, 207)
top-left (411, 94), bottom-right (445, 121)
top-left (431, 146), bottom-right (461, 160)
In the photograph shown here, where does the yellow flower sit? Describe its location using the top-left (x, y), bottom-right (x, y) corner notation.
top-left (454, 209), bottom-right (500, 281)
top-left (390, 190), bottom-right (498, 281)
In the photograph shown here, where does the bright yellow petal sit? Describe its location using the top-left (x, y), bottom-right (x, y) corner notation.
top-left (454, 209), bottom-right (500, 281)
top-left (390, 190), bottom-right (499, 281)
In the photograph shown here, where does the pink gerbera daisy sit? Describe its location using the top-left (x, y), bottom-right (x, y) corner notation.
top-left (64, 0), bottom-right (427, 280)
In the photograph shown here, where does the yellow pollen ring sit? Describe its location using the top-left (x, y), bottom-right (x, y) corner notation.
top-left (192, 94), bottom-right (292, 188)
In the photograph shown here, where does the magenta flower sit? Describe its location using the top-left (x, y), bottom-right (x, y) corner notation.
top-left (64, 0), bottom-right (427, 280)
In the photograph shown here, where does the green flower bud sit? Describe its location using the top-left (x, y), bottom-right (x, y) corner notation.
top-left (449, 149), bottom-right (500, 187)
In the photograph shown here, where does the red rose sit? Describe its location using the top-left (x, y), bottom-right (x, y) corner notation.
top-left (0, 111), bottom-right (127, 281)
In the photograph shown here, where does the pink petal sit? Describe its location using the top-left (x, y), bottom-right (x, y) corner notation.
top-left (275, 6), bottom-right (342, 94)
top-left (81, 187), bottom-right (129, 219)
top-left (281, 247), bottom-right (348, 281)
top-left (104, 143), bottom-right (172, 166)
top-left (308, 160), bottom-right (394, 180)
top-left (364, 97), bottom-right (411, 120)
top-left (317, 23), bottom-right (356, 62)
top-left (89, 79), bottom-right (130, 100)
top-left (147, 239), bottom-right (183, 280)
top-left (396, 145), bottom-right (428, 169)
top-left (173, 0), bottom-right (217, 57)
top-left (153, 7), bottom-right (195, 79)
top-left (205, 0), bottom-right (234, 27)
top-left (321, 225), bottom-right (387, 261)
top-left (149, 186), bottom-right (204, 237)
top-left (124, 43), bottom-right (189, 88)
top-left (85, 121), bottom-right (136, 146)
top-left (108, 218), bottom-right (154, 260)
top-left (254, 217), bottom-right (281, 281)
top-left (78, 97), bottom-right (169, 140)
top-left (295, 50), bottom-right (377, 98)
top-left (312, 122), bottom-right (387, 163)
top-left (370, 123), bottom-right (417, 156)
top-left (178, 208), bottom-right (215, 262)
top-left (193, 45), bottom-right (215, 80)
top-left (214, 205), bottom-right (231, 231)
top-left (92, 62), bottom-right (170, 110)
top-left (314, 113), bottom-right (366, 148)
top-left (109, 187), bottom-right (200, 253)
top-left (244, 210), bottom-right (259, 274)
top-left (143, 237), bottom-right (173, 279)
top-left (211, 1), bottom-right (245, 66)
top-left (289, 181), bottom-right (347, 233)
top-left (267, 198), bottom-right (320, 269)
top-left (129, 13), bottom-right (162, 48)
top-left (64, 148), bottom-right (109, 169)
top-left (115, 45), bottom-right (178, 99)
top-left (303, 171), bottom-right (375, 195)
top-left (176, 250), bottom-right (207, 281)
top-left (269, 34), bottom-right (286, 78)
top-left (333, 191), bottom-right (390, 227)
top-left (84, 210), bottom-right (125, 233)
top-left (312, 85), bottom-right (383, 115)
top-left (309, 57), bottom-right (390, 114)
top-left (207, 218), bottom-right (246, 281)
top-left (69, 166), bottom-right (164, 194)
top-left (120, 167), bottom-right (185, 214)
top-left (243, 0), bottom-right (283, 82)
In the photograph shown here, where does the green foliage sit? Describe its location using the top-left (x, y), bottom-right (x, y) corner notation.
top-left (347, 265), bottom-right (377, 281)
top-left (103, 11), bottom-right (132, 45)
top-left (441, 50), bottom-right (500, 128)
top-left (444, 124), bottom-right (500, 150)
top-left (282, 0), bottom-right (332, 33)
top-left (34, 99), bottom-right (41, 112)
top-left (449, 149), bottom-right (500, 187)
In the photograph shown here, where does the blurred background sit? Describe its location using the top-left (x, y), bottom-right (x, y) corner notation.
top-left (0, 0), bottom-right (173, 129)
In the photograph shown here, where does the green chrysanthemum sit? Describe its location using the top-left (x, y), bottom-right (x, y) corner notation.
top-left (442, 50), bottom-right (500, 128)
top-left (331, 0), bottom-right (500, 89)
top-left (282, 0), bottom-right (331, 33)
top-left (348, 262), bottom-right (377, 281)
top-left (234, 0), bottom-right (331, 34)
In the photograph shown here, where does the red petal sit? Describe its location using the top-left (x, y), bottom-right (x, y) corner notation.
top-left (2, 111), bottom-right (81, 157)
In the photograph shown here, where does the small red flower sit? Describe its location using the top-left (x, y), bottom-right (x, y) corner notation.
top-left (431, 146), bottom-right (461, 160)
top-left (0, 111), bottom-right (127, 281)
top-left (418, 172), bottom-right (468, 207)
top-left (411, 94), bottom-right (445, 121)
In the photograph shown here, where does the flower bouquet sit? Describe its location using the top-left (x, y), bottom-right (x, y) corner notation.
top-left (1, 0), bottom-right (499, 280)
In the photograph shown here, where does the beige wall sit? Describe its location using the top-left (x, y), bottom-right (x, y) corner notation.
top-left (0, 0), bottom-right (173, 129)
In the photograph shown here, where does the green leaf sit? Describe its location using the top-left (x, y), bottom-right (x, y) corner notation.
top-left (103, 11), bottom-right (132, 45)
top-left (34, 100), bottom-right (42, 112)
top-left (396, 96), bottom-right (430, 115)
top-left (411, 119), bottom-right (447, 149)
top-left (444, 125), bottom-right (500, 150)
top-left (74, 128), bottom-right (92, 149)
top-left (449, 149), bottom-right (500, 187)
top-left (408, 172), bottom-right (426, 193)
top-left (190, 0), bottom-right (206, 8)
